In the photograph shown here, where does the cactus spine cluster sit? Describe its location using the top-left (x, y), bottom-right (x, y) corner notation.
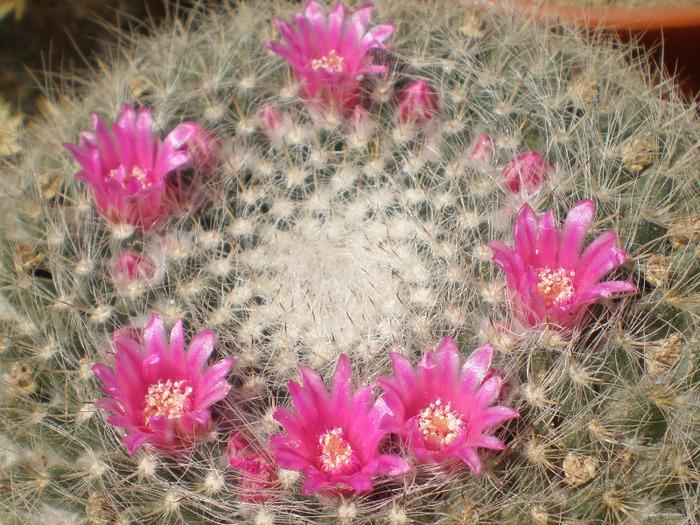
top-left (1, 0), bottom-right (699, 523)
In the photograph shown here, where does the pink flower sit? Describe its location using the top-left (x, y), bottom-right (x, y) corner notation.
top-left (228, 433), bottom-right (279, 503)
top-left (501, 151), bottom-right (552, 193)
top-left (92, 314), bottom-right (234, 455)
top-left (488, 199), bottom-right (637, 329)
top-left (267, 1), bottom-right (395, 113)
top-left (396, 81), bottom-right (439, 127)
top-left (377, 337), bottom-right (519, 475)
top-left (63, 104), bottom-right (201, 230)
top-left (270, 354), bottom-right (410, 496)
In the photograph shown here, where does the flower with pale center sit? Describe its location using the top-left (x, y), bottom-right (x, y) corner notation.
top-left (92, 314), bottom-right (234, 454)
top-left (63, 104), bottom-right (205, 230)
top-left (319, 427), bottom-right (355, 474)
top-left (488, 199), bottom-right (637, 329)
top-left (417, 399), bottom-right (466, 451)
top-left (377, 337), bottom-right (520, 474)
top-left (270, 354), bottom-right (410, 495)
top-left (267, 1), bottom-right (395, 114)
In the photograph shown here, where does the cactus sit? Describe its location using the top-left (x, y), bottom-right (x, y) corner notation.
top-left (1, 0), bottom-right (699, 523)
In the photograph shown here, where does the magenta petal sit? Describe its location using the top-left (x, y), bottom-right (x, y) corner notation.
top-left (459, 344), bottom-right (493, 399)
top-left (513, 204), bottom-right (539, 266)
top-left (266, 40), bottom-right (296, 63)
top-left (455, 447), bottom-right (483, 475)
top-left (476, 434), bottom-right (507, 451)
top-left (144, 313), bottom-right (168, 356)
top-left (156, 151), bottom-right (191, 175)
top-left (375, 454), bottom-right (411, 476)
top-left (115, 104), bottom-right (136, 134)
top-left (472, 376), bottom-right (504, 414)
top-left (364, 23), bottom-right (396, 44)
top-left (535, 210), bottom-right (559, 268)
top-left (477, 406), bottom-right (521, 431)
top-left (195, 383), bottom-right (231, 409)
top-left (92, 364), bottom-right (118, 395)
top-left (575, 231), bottom-right (625, 288)
top-left (330, 354), bottom-right (353, 419)
top-left (575, 280), bottom-right (637, 303)
top-left (559, 199), bottom-right (595, 269)
top-left (198, 356), bottom-right (234, 390)
top-left (435, 337), bottom-right (460, 384)
top-left (185, 329), bottom-right (216, 372)
top-left (298, 365), bottom-right (332, 408)
top-left (167, 319), bottom-right (187, 378)
top-left (165, 122), bottom-right (198, 150)
top-left (273, 446), bottom-right (312, 472)
top-left (302, 474), bottom-right (332, 495)
top-left (344, 472), bottom-right (374, 493)
top-left (95, 396), bottom-right (122, 414)
top-left (123, 433), bottom-right (151, 455)
top-left (135, 107), bottom-right (155, 170)
top-left (326, 2), bottom-right (347, 49)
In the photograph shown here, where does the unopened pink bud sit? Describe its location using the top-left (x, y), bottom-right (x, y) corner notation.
top-left (113, 252), bottom-right (156, 283)
top-left (349, 104), bottom-right (376, 138)
top-left (257, 105), bottom-right (290, 146)
top-left (184, 124), bottom-right (222, 173)
top-left (501, 151), bottom-right (552, 193)
top-left (228, 433), bottom-right (279, 503)
top-left (471, 134), bottom-right (493, 166)
top-left (397, 81), bottom-right (439, 127)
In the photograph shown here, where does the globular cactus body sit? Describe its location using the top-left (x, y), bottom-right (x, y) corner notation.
top-left (0, 1), bottom-right (699, 524)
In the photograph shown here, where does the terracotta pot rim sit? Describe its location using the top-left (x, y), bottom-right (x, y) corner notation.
top-left (510, 1), bottom-right (700, 30)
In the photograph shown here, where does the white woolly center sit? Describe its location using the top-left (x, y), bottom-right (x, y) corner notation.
top-left (143, 379), bottom-right (193, 420)
top-left (536, 267), bottom-right (576, 308)
top-left (311, 50), bottom-right (344, 72)
top-left (318, 427), bottom-right (354, 474)
top-left (417, 399), bottom-right (465, 450)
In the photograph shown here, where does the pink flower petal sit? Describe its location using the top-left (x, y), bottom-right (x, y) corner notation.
top-left (185, 329), bottom-right (216, 372)
top-left (513, 203), bottom-right (539, 266)
top-left (475, 434), bottom-right (506, 451)
top-left (575, 280), bottom-right (637, 303)
top-left (559, 198), bottom-right (595, 270)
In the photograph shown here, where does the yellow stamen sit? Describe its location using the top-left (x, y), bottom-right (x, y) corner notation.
top-left (143, 379), bottom-right (193, 420)
top-left (417, 399), bottom-right (465, 451)
top-left (318, 427), bottom-right (354, 473)
top-left (536, 267), bottom-right (576, 308)
top-left (310, 50), bottom-right (344, 72)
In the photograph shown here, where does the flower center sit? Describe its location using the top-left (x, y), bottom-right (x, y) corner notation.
top-left (417, 399), bottom-right (465, 451)
top-left (143, 379), bottom-right (193, 420)
top-left (536, 267), bottom-right (576, 308)
top-left (310, 50), bottom-right (344, 72)
top-left (108, 166), bottom-right (153, 190)
top-left (318, 427), bottom-right (355, 475)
